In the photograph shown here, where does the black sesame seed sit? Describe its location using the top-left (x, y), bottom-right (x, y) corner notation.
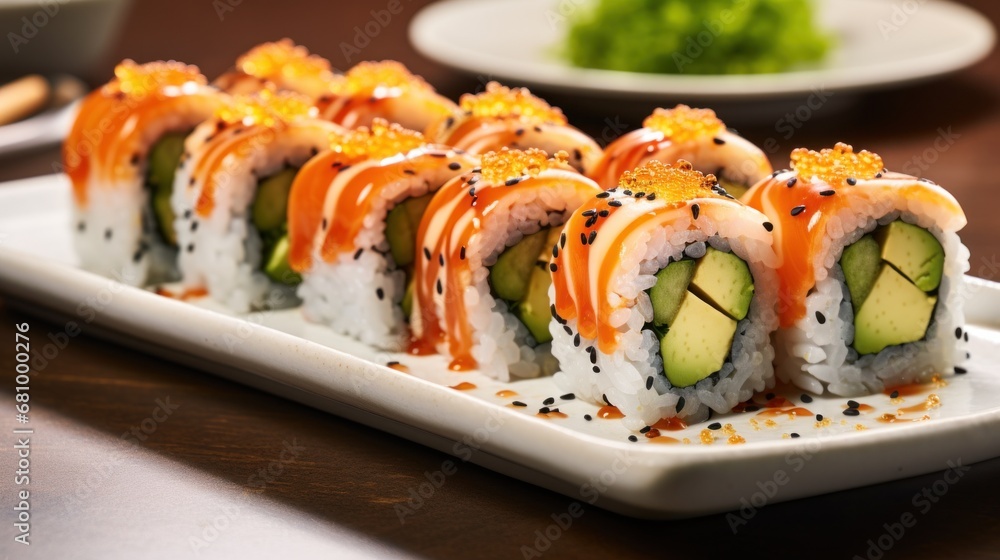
top-left (787, 178), bottom-right (797, 188)
top-left (596, 192), bottom-right (610, 198)
top-left (602, 394), bottom-right (611, 405)
top-left (539, 407), bottom-right (551, 414)
top-left (608, 200), bottom-right (622, 207)
top-left (376, 288), bottom-right (385, 300)
top-left (645, 376), bottom-right (653, 390)
top-left (353, 248), bottom-right (363, 260)
top-left (623, 190), bottom-right (632, 196)
top-left (588, 230), bottom-right (597, 244)
top-left (955, 367), bottom-right (968, 375)
top-left (104, 228), bottom-right (113, 240)
top-left (791, 205), bottom-right (806, 216)
top-left (816, 311), bottom-right (826, 324)
top-left (132, 250), bottom-right (143, 263)
top-left (847, 400), bottom-right (860, 409)
top-left (628, 435), bottom-right (638, 442)
top-left (505, 177), bottom-right (521, 187)
top-left (634, 192), bottom-right (645, 199)
top-left (592, 366), bottom-right (600, 373)
top-left (646, 193), bottom-right (656, 201)
top-left (640, 426), bottom-right (651, 434)
top-left (580, 233), bottom-right (588, 245)
top-left (183, 210), bottom-right (192, 219)
top-left (585, 215), bottom-right (597, 228)
top-left (191, 221), bottom-right (199, 232)
top-left (77, 221), bottom-right (86, 232)
top-left (460, 246), bottom-right (466, 260)
top-left (321, 218), bottom-right (327, 230)
top-left (790, 433), bottom-right (800, 439)
top-left (563, 325), bottom-right (573, 335)
top-left (584, 414), bottom-right (592, 421)
top-left (582, 209), bottom-right (597, 217)
top-left (429, 152), bottom-right (446, 158)
top-left (560, 393), bottom-right (575, 400)
top-left (560, 233), bottom-right (567, 248)
top-left (955, 327), bottom-right (963, 339)
top-left (707, 422), bottom-right (722, 430)
top-left (816, 414), bottom-right (824, 421)
top-left (599, 209), bottom-right (610, 217)
top-left (843, 408), bottom-right (860, 416)
top-left (543, 397), bottom-right (555, 406)
top-left (186, 243), bottom-right (195, 253)
top-left (423, 247), bottom-right (432, 260)
top-left (403, 169), bottom-right (416, 175)
top-left (713, 137), bottom-right (726, 145)
top-left (691, 203), bottom-right (700, 220)
top-left (890, 391), bottom-right (899, 399)
top-left (515, 128), bottom-right (525, 136)
top-left (573, 334), bottom-right (581, 347)
top-left (819, 190), bottom-right (836, 197)
top-left (549, 262), bottom-right (558, 272)
top-left (552, 244), bottom-right (559, 258)
top-left (801, 394), bottom-right (813, 403)
top-left (676, 396), bottom-right (686, 412)
top-left (573, 148), bottom-right (582, 161)
top-left (964, 332), bottom-right (969, 342)
top-left (846, 178), bottom-right (857, 186)
top-left (439, 253), bottom-right (445, 266)
top-left (763, 221), bottom-right (774, 232)
top-left (448, 162), bottom-right (461, 170)
top-left (436, 279), bottom-right (443, 294)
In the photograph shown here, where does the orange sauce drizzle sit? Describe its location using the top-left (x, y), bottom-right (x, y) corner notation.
top-left (410, 148), bottom-right (599, 369)
top-left (386, 362), bottom-right (410, 373)
top-left (596, 405), bottom-right (624, 419)
top-left (153, 286), bottom-right (209, 300)
top-left (756, 407), bottom-right (813, 417)
top-left (536, 411), bottom-right (569, 419)
top-left (64, 60), bottom-right (222, 206)
top-left (495, 390), bottom-right (518, 398)
top-left (652, 417), bottom-right (688, 431)
top-left (449, 382), bottom-right (477, 391)
top-left (741, 143), bottom-right (965, 326)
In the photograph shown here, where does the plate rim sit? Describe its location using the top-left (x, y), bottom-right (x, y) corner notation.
top-left (409, 0), bottom-right (997, 100)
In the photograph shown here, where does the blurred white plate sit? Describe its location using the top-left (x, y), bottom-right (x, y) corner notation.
top-left (2, 175), bottom-right (999, 519)
top-left (410, 0), bottom-right (995, 101)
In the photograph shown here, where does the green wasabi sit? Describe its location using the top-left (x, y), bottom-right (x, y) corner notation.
top-left (564, 0), bottom-right (832, 75)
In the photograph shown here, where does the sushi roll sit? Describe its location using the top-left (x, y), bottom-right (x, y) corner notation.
top-left (213, 39), bottom-right (341, 100)
top-left (317, 61), bottom-right (458, 132)
top-left (411, 148), bottom-right (603, 380)
top-left (588, 105), bottom-right (772, 197)
top-left (742, 143), bottom-right (969, 395)
top-left (172, 90), bottom-right (344, 312)
top-left (424, 82), bottom-right (603, 175)
top-left (287, 119), bottom-right (478, 349)
top-left (550, 160), bottom-right (780, 429)
top-left (63, 60), bottom-right (225, 285)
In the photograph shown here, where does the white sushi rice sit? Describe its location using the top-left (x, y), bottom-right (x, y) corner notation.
top-left (296, 166), bottom-right (450, 351)
top-left (72, 111), bottom-right (211, 286)
top-left (551, 208), bottom-right (780, 430)
top-left (173, 122), bottom-right (335, 312)
top-left (775, 205), bottom-right (969, 396)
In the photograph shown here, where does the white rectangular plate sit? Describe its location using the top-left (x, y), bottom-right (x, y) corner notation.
top-left (2, 175), bottom-right (998, 519)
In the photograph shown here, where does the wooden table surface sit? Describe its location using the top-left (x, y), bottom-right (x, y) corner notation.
top-left (2, 1), bottom-right (1000, 558)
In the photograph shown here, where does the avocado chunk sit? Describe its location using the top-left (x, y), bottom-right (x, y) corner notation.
top-left (877, 221), bottom-right (944, 292)
top-left (252, 168), bottom-right (298, 233)
top-left (841, 234), bottom-right (881, 311)
top-left (401, 280), bottom-right (414, 317)
top-left (146, 132), bottom-right (188, 246)
top-left (263, 234), bottom-right (302, 284)
top-left (660, 291), bottom-right (738, 387)
top-left (853, 264), bottom-right (937, 355)
top-left (718, 177), bottom-right (748, 200)
top-left (649, 259), bottom-right (696, 326)
top-left (516, 259), bottom-right (555, 343)
top-left (386, 193), bottom-right (435, 268)
top-left (689, 247), bottom-right (754, 321)
top-left (489, 229), bottom-right (550, 303)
